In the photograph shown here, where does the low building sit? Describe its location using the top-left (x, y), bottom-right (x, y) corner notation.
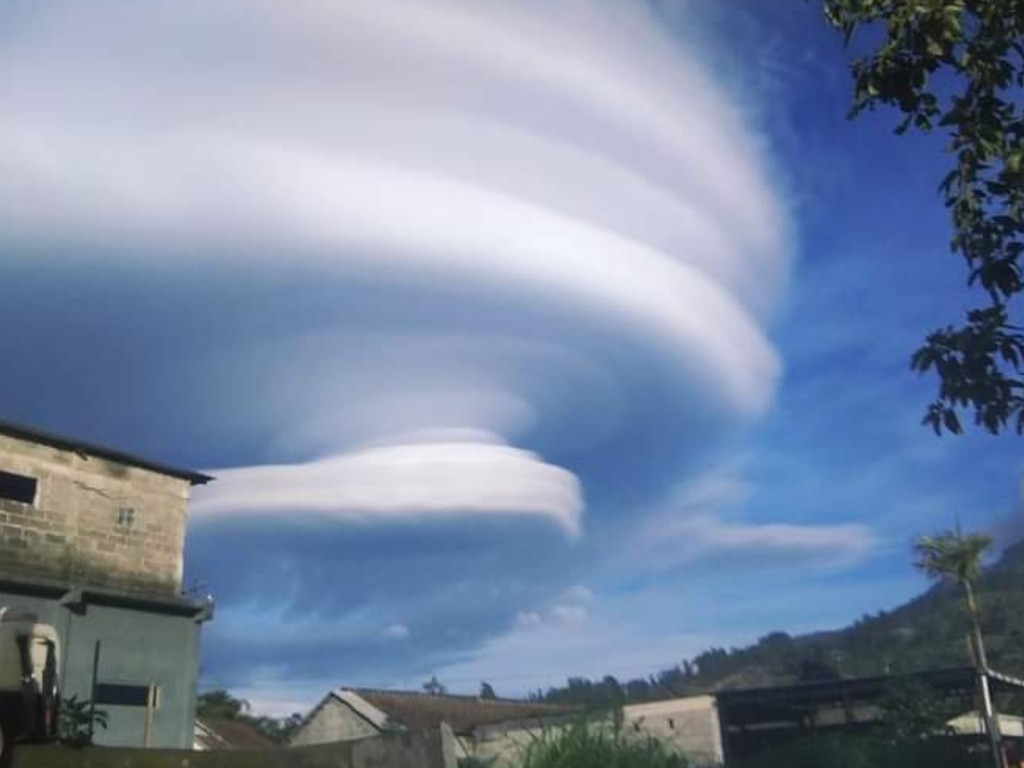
top-left (715, 666), bottom-right (1024, 762)
top-left (0, 419), bottom-right (213, 747)
top-left (291, 687), bottom-right (729, 765)
top-left (194, 718), bottom-right (277, 750)
top-left (623, 695), bottom-right (723, 764)
top-left (291, 688), bottom-right (577, 761)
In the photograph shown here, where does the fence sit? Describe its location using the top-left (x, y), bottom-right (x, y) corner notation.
top-left (12, 725), bottom-right (456, 768)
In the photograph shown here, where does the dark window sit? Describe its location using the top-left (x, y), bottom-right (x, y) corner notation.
top-left (95, 683), bottom-right (158, 708)
top-left (0, 470), bottom-right (36, 505)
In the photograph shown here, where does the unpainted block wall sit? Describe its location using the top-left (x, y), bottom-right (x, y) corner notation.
top-left (290, 698), bottom-right (381, 746)
top-left (0, 433), bottom-right (191, 596)
top-left (624, 696), bottom-right (723, 764)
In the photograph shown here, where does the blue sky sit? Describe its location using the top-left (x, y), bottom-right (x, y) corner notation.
top-left (1, 1), bottom-right (1020, 714)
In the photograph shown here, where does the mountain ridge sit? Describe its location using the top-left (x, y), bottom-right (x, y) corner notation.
top-left (533, 540), bottom-right (1024, 706)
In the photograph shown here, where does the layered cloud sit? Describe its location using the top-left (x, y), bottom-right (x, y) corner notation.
top-left (195, 438), bottom-right (583, 536)
top-left (625, 470), bottom-right (875, 572)
top-left (634, 514), bottom-right (875, 570)
top-left (0, 0), bottom-right (793, 536)
top-left (0, 0), bottom-right (813, 699)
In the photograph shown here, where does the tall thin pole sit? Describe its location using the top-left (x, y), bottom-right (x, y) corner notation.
top-left (88, 641), bottom-right (100, 742)
top-left (978, 671), bottom-right (1002, 768)
top-left (965, 580), bottom-right (1002, 768)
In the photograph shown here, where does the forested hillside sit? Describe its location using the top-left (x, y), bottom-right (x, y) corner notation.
top-left (534, 540), bottom-right (1024, 708)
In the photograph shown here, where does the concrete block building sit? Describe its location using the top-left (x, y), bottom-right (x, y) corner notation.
top-left (291, 688), bottom-right (578, 761)
top-left (290, 688), bottom-right (725, 764)
top-left (622, 696), bottom-right (723, 764)
top-left (0, 419), bottom-right (212, 748)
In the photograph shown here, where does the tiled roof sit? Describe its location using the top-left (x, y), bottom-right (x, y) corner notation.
top-left (348, 689), bottom-right (576, 734)
top-left (195, 718), bottom-right (277, 750)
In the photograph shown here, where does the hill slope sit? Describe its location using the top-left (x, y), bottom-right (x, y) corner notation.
top-left (536, 541), bottom-right (1024, 707)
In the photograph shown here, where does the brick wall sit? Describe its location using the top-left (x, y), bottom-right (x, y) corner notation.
top-left (0, 433), bottom-right (191, 597)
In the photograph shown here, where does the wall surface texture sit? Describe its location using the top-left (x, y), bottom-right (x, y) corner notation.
top-left (0, 433), bottom-right (191, 597)
top-left (0, 587), bottom-right (203, 749)
top-left (13, 726), bottom-right (456, 768)
top-left (470, 697), bottom-right (723, 766)
top-left (0, 431), bottom-right (207, 749)
top-left (290, 699), bottom-right (381, 747)
top-left (623, 695), bottom-right (723, 764)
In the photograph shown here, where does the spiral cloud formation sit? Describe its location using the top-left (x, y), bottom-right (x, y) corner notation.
top-left (0, 0), bottom-right (815, 694)
top-left (0, 0), bottom-right (786, 528)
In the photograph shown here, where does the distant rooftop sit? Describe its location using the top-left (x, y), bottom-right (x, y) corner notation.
top-left (0, 418), bottom-right (212, 486)
top-left (195, 717), bottom-right (276, 750)
top-left (339, 688), bottom-right (577, 735)
top-left (716, 666), bottom-right (1024, 707)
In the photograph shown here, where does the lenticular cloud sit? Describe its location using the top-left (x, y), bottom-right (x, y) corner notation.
top-left (195, 441), bottom-right (583, 536)
top-left (0, 0), bottom-right (789, 533)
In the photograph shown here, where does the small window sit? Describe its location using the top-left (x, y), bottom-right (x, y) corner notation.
top-left (95, 683), bottom-right (159, 708)
top-left (0, 470), bottom-right (36, 505)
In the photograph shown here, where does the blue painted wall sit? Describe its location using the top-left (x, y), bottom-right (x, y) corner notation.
top-left (0, 586), bottom-right (205, 748)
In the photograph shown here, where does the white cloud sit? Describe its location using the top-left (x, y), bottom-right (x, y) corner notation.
top-left (621, 466), bottom-right (876, 571)
top-left (561, 585), bottom-right (594, 605)
top-left (550, 604), bottom-right (589, 626)
top-left (382, 624), bottom-right (410, 640)
top-left (233, 692), bottom-right (311, 720)
top-left (635, 514), bottom-right (875, 570)
top-left (0, 0), bottom-right (788, 439)
top-left (193, 438), bottom-right (583, 536)
top-left (515, 611), bottom-right (543, 628)
top-left (513, 584), bottom-right (594, 630)
top-left (0, 0), bottom-right (796, 701)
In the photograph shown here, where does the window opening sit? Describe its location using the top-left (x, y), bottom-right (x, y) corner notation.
top-left (0, 470), bottom-right (36, 505)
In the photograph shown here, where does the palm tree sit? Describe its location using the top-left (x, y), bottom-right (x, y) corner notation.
top-left (914, 528), bottom-right (1002, 767)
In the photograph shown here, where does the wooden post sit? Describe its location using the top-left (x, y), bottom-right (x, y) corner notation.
top-left (143, 684), bottom-right (157, 748)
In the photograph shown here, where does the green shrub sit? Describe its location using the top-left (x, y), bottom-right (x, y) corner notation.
top-left (518, 722), bottom-right (694, 768)
top-left (56, 695), bottom-right (107, 747)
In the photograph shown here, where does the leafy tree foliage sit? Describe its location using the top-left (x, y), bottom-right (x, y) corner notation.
top-left (913, 528), bottom-right (1002, 763)
top-left (824, 0), bottom-right (1024, 434)
top-left (422, 676), bottom-right (447, 696)
top-left (479, 681), bottom-right (497, 700)
top-left (196, 689), bottom-right (303, 744)
top-left (57, 695), bottom-right (107, 748)
top-left (796, 653), bottom-right (843, 683)
top-left (196, 689), bottom-right (249, 720)
top-left (878, 677), bottom-right (955, 743)
top-left (914, 528), bottom-right (993, 668)
top-left (519, 721), bottom-right (692, 768)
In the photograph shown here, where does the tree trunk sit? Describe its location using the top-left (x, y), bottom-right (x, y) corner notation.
top-left (964, 579), bottom-right (1003, 768)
